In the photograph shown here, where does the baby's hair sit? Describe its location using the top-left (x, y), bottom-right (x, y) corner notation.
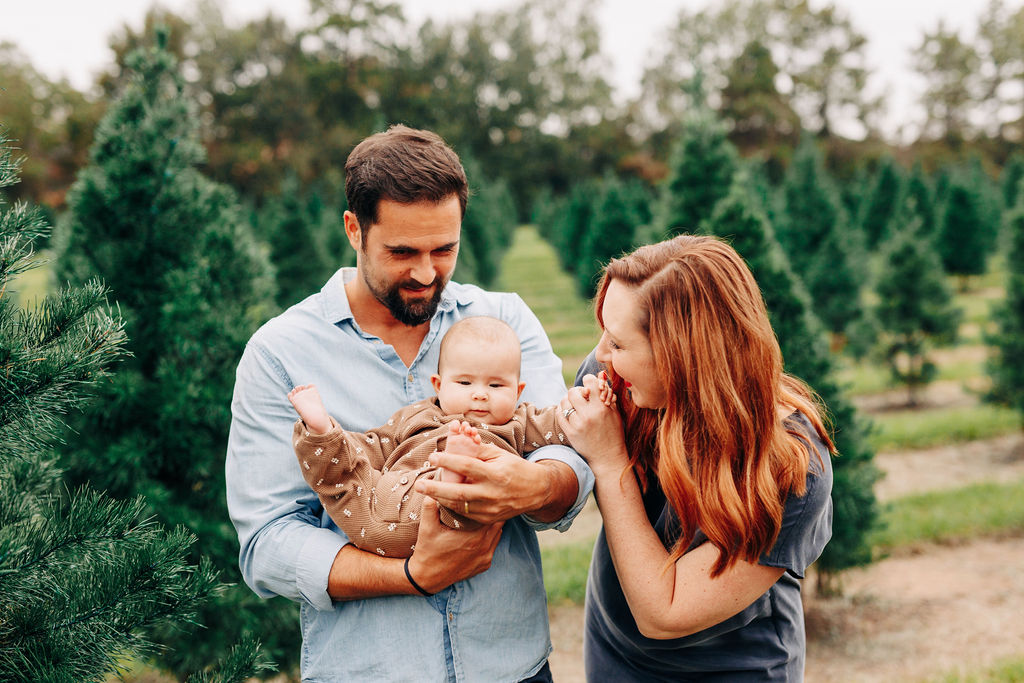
top-left (438, 316), bottom-right (521, 373)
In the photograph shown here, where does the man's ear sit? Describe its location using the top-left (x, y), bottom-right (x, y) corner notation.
top-left (430, 374), bottom-right (443, 394)
top-left (343, 210), bottom-right (362, 251)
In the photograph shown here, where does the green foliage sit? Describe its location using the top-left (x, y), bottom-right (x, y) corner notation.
top-left (777, 136), bottom-right (862, 336)
top-left (254, 173), bottom-right (341, 309)
top-left (1001, 153), bottom-right (1024, 211)
top-left (455, 155), bottom-right (519, 287)
top-left (699, 180), bottom-right (880, 580)
top-left (938, 180), bottom-right (990, 279)
top-left (858, 156), bottom-right (904, 248)
top-left (900, 162), bottom-right (938, 239)
top-left (553, 180), bottom-right (597, 274)
top-left (986, 204), bottom-right (1024, 424)
top-left (0, 130), bottom-right (269, 683)
top-left (52, 39), bottom-right (290, 678)
top-left (658, 108), bottom-right (738, 238)
top-left (874, 223), bottom-right (960, 405)
top-left (576, 175), bottom-right (643, 297)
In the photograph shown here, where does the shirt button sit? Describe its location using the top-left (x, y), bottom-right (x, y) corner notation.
top-left (448, 612), bottom-right (454, 621)
top-left (407, 373), bottom-right (414, 382)
top-left (400, 476), bottom-right (408, 484)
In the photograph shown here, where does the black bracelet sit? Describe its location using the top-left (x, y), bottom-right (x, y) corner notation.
top-left (404, 556), bottom-right (434, 596)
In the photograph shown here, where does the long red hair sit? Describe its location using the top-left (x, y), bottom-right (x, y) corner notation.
top-left (594, 234), bottom-right (834, 577)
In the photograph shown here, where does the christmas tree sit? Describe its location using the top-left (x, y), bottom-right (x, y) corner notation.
top-left (777, 135), bottom-right (862, 340)
top-left (52, 35), bottom-right (294, 677)
top-left (874, 224), bottom-right (961, 406)
top-left (858, 155), bottom-right (904, 249)
top-left (987, 191), bottom-right (1024, 426)
top-left (577, 174), bottom-right (642, 297)
top-left (937, 180), bottom-right (989, 288)
top-left (657, 107), bottom-right (738, 238)
top-left (701, 181), bottom-right (879, 594)
top-left (0, 129), bottom-right (269, 682)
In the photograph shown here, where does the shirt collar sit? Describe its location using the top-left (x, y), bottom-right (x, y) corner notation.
top-left (320, 267), bottom-right (474, 325)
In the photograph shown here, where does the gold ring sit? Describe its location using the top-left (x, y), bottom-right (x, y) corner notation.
top-left (464, 501), bottom-right (470, 515)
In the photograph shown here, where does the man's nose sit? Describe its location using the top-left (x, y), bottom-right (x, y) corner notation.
top-left (409, 254), bottom-right (435, 285)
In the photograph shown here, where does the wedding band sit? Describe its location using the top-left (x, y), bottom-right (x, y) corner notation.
top-left (563, 407), bottom-right (576, 419)
top-left (464, 501), bottom-right (470, 515)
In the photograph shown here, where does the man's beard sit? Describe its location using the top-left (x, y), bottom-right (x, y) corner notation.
top-left (366, 270), bottom-right (446, 326)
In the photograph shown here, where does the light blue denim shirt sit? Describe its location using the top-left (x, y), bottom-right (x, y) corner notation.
top-left (226, 268), bottom-right (594, 682)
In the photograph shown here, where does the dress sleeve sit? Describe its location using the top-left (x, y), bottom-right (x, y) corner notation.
top-left (760, 415), bottom-right (834, 578)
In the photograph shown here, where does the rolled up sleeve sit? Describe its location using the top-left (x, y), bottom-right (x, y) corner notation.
top-left (226, 341), bottom-right (349, 611)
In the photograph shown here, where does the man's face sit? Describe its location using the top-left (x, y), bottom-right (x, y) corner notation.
top-left (351, 196), bottom-right (461, 326)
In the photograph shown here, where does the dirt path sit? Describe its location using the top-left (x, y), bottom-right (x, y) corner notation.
top-left (544, 432), bottom-right (1024, 682)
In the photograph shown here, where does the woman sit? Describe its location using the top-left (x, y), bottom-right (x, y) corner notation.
top-left (559, 234), bottom-right (834, 681)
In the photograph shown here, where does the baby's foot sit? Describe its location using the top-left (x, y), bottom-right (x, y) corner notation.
top-left (288, 384), bottom-right (331, 434)
top-left (439, 420), bottom-right (482, 483)
top-left (446, 419), bottom-right (482, 455)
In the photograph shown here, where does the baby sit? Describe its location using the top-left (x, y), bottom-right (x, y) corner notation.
top-left (288, 315), bottom-right (612, 558)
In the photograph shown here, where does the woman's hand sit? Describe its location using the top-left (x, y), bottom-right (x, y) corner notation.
top-left (558, 372), bottom-right (629, 478)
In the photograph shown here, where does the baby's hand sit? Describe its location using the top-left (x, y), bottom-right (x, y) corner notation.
top-left (597, 371), bottom-right (616, 408)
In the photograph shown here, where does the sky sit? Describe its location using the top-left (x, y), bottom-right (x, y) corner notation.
top-left (0, 0), bottom-right (996, 141)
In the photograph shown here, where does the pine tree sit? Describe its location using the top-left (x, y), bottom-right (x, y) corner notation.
top-left (255, 173), bottom-right (335, 309)
top-left (987, 199), bottom-right (1024, 426)
top-left (858, 156), bottom-right (904, 249)
top-left (554, 180), bottom-right (596, 274)
top-left (701, 182), bottom-right (879, 594)
top-left (52, 36), bottom-right (292, 677)
top-left (874, 227), bottom-right (960, 406)
top-left (658, 108), bottom-right (738, 238)
top-left (1002, 153), bottom-right (1024, 211)
top-left (577, 175), bottom-right (642, 298)
top-left (777, 136), bottom-right (862, 340)
top-left (0, 131), bottom-right (269, 682)
top-left (937, 180), bottom-right (989, 288)
top-left (899, 162), bottom-right (937, 239)
top-left (455, 156), bottom-right (519, 287)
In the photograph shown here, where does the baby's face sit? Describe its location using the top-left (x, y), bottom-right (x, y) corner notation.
top-left (431, 340), bottom-right (524, 425)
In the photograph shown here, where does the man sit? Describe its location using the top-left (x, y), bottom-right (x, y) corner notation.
top-left (226, 125), bottom-right (593, 682)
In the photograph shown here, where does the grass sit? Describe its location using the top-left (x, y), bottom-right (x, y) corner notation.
top-left (541, 538), bottom-right (594, 605)
top-left (836, 351), bottom-right (987, 397)
top-left (497, 226), bottom-right (599, 384)
top-left (869, 403), bottom-right (1021, 451)
top-left (871, 479), bottom-right (1024, 552)
top-left (930, 656), bottom-right (1024, 682)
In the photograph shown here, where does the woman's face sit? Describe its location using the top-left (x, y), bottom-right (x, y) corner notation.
top-left (595, 280), bottom-right (667, 410)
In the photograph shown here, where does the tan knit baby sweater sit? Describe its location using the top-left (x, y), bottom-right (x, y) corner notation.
top-left (293, 397), bottom-right (569, 558)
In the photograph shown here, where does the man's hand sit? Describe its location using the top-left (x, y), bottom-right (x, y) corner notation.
top-left (406, 497), bottom-right (504, 594)
top-left (415, 444), bottom-right (578, 524)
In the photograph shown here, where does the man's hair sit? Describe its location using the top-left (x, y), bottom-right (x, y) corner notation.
top-left (438, 316), bottom-right (521, 374)
top-left (345, 124), bottom-right (468, 236)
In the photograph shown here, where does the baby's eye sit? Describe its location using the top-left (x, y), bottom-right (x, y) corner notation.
top-left (489, 383), bottom-right (504, 388)
top-left (457, 380), bottom-right (471, 386)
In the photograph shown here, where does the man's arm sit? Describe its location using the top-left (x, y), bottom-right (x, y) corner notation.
top-left (227, 340), bottom-right (505, 607)
top-left (326, 498), bottom-right (503, 599)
